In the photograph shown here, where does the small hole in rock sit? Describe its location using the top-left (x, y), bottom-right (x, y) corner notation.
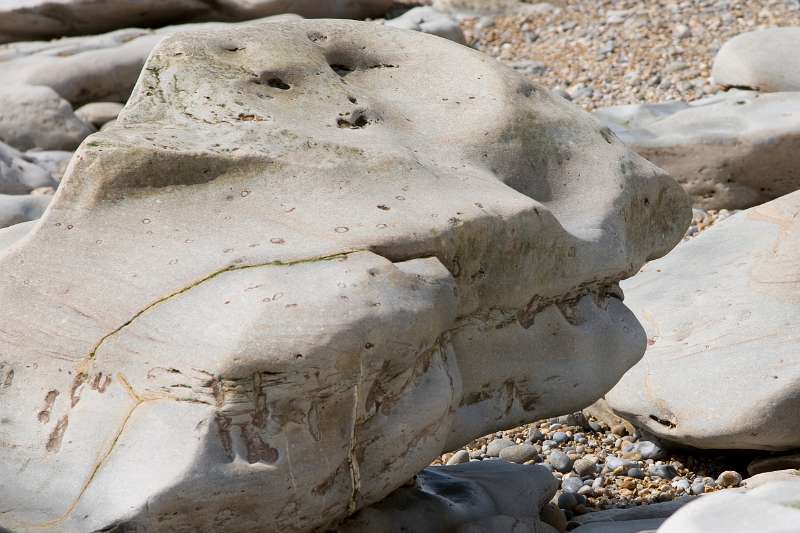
top-left (348, 96), bottom-right (357, 104)
top-left (266, 78), bottom-right (290, 90)
top-left (307, 31), bottom-right (327, 43)
top-left (330, 64), bottom-right (353, 77)
top-left (649, 414), bottom-right (676, 428)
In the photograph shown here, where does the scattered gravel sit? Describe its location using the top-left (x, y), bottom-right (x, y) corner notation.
top-left (434, 412), bottom-right (750, 521)
top-left (455, 0), bottom-right (800, 110)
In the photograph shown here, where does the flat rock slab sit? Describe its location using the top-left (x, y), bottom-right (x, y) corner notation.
top-left (605, 190), bottom-right (800, 451)
top-left (712, 27), bottom-right (800, 92)
top-left (0, 19), bottom-right (687, 532)
top-left (0, 0), bottom-right (393, 44)
top-left (595, 90), bottom-right (800, 209)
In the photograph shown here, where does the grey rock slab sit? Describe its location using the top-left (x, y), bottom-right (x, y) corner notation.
top-left (0, 19), bottom-right (688, 532)
top-left (0, 193), bottom-right (51, 228)
top-left (605, 191), bottom-right (800, 450)
top-left (0, 141), bottom-right (57, 194)
top-left (657, 477), bottom-right (800, 533)
top-left (712, 28), bottom-right (800, 92)
top-left (594, 91), bottom-right (800, 210)
top-left (0, 0), bottom-right (393, 44)
top-left (337, 462), bottom-right (558, 532)
top-left (0, 84), bottom-right (94, 150)
top-left (384, 6), bottom-right (465, 44)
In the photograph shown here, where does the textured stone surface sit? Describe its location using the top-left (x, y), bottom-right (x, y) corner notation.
top-left (604, 191), bottom-right (800, 450)
top-left (337, 461), bottom-right (559, 532)
top-left (595, 90), bottom-right (800, 210)
top-left (0, 84), bottom-right (94, 150)
top-left (0, 0), bottom-right (393, 44)
top-left (0, 19), bottom-right (687, 532)
top-left (712, 28), bottom-right (800, 92)
top-left (658, 472), bottom-right (800, 533)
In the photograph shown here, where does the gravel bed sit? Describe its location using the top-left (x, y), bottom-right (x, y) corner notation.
top-left (433, 412), bottom-right (752, 523)
top-left (457, 0), bottom-right (800, 110)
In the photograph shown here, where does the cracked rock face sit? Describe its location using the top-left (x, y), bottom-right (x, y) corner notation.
top-left (605, 190), bottom-right (800, 451)
top-left (0, 19), bottom-right (688, 533)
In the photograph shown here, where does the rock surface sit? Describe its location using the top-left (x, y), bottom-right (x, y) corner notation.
top-left (604, 190), bottom-right (800, 450)
top-left (712, 27), bottom-right (800, 92)
top-left (0, 19), bottom-right (687, 532)
top-left (0, 0), bottom-right (393, 44)
top-left (0, 192), bottom-right (51, 228)
top-left (658, 471), bottom-right (800, 533)
top-left (337, 461), bottom-right (559, 532)
top-left (0, 84), bottom-right (94, 150)
top-left (0, 141), bottom-right (57, 195)
top-left (385, 6), bottom-right (466, 44)
top-left (595, 90), bottom-right (800, 209)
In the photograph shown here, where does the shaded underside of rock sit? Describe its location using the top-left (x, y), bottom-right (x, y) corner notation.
top-left (595, 90), bottom-right (800, 210)
top-left (337, 461), bottom-right (559, 532)
top-left (0, 19), bottom-right (688, 533)
top-left (606, 190), bottom-right (800, 451)
top-left (0, 0), bottom-right (393, 44)
top-left (712, 27), bottom-right (800, 93)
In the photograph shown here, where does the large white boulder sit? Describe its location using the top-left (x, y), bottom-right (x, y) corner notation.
top-left (604, 190), bottom-right (800, 450)
top-left (595, 91), bottom-right (800, 209)
top-left (0, 0), bottom-right (393, 44)
top-left (712, 28), bottom-right (800, 92)
top-left (0, 19), bottom-right (688, 532)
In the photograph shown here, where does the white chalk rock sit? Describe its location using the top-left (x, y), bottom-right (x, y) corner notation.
top-left (712, 28), bottom-right (800, 92)
top-left (605, 191), bottom-right (800, 450)
top-left (0, 19), bottom-right (688, 532)
top-left (595, 91), bottom-right (800, 209)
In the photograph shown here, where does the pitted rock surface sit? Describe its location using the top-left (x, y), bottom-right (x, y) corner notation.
top-left (0, 19), bottom-right (688, 532)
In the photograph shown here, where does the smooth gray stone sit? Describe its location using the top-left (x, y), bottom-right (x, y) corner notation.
top-left (0, 193), bottom-right (51, 228)
top-left (487, 438), bottom-right (516, 457)
top-left (338, 461), bottom-right (558, 533)
top-left (384, 6), bottom-right (466, 44)
top-left (0, 141), bottom-right (56, 194)
top-left (605, 191), bottom-right (800, 450)
top-left (712, 27), bottom-right (800, 92)
top-left (499, 443), bottom-right (539, 464)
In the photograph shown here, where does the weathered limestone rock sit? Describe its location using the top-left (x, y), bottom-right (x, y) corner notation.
top-left (0, 19), bottom-right (688, 532)
top-left (595, 91), bottom-right (800, 210)
top-left (0, 84), bottom-right (94, 150)
top-left (658, 471), bottom-right (800, 533)
top-left (385, 7), bottom-right (466, 44)
top-left (338, 461), bottom-right (559, 532)
top-left (0, 141), bottom-right (57, 194)
top-left (712, 28), bottom-right (800, 92)
top-left (0, 0), bottom-right (393, 44)
top-left (604, 191), bottom-right (800, 451)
